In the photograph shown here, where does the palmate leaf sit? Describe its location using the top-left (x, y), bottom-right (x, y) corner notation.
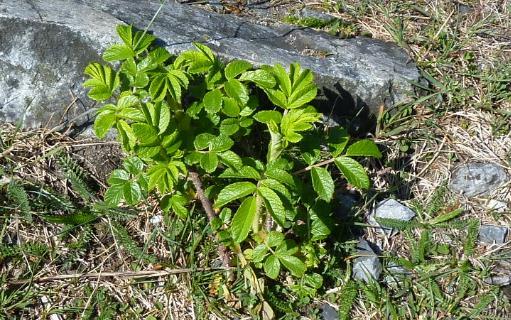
top-left (287, 63), bottom-right (317, 109)
top-left (175, 42), bottom-right (216, 74)
top-left (121, 59), bottom-right (149, 87)
top-left (147, 162), bottom-right (183, 193)
top-left (334, 156), bottom-right (370, 190)
top-left (262, 63), bottom-right (317, 109)
top-left (287, 84), bottom-right (317, 109)
top-left (230, 196), bottom-right (257, 243)
top-left (116, 24), bottom-right (156, 54)
top-left (280, 106), bottom-right (321, 143)
top-left (271, 64), bottom-right (292, 97)
top-left (104, 168), bottom-right (146, 206)
top-left (83, 63), bottom-right (120, 101)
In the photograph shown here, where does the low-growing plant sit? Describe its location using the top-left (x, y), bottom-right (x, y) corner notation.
top-left (83, 24), bottom-right (381, 313)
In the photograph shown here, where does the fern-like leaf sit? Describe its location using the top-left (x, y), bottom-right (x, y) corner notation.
top-left (339, 280), bottom-right (358, 320)
top-left (58, 154), bottom-right (94, 202)
top-left (111, 222), bottom-right (157, 264)
top-left (463, 219), bottom-right (479, 256)
top-left (7, 182), bottom-right (32, 221)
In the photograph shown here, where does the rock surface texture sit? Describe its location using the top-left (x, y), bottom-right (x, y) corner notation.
top-left (478, 225), bottom-right (508, 244)
top-left (450, 162), bottom-right (508, 197)
top-left (0, 0), bottom-right (420, 129)
top-left (352, 239), bottom-right (382, 283)
top-left (368, 199), bottom-right (416, 235)
top-left (320, 303), bottom-right (338, 320)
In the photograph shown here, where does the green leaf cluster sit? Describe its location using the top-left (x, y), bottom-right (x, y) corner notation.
top-left (84, 24), bottom-right (381, 284)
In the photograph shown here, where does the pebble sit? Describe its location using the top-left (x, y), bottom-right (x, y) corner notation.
top-left (368, 199), bottom-right (416, 235)
top-left (487, 199), bottom-right (508, 213)
top-left (149, 215), bottom-right (163, 226)
top-left (321, 303), bottom-right (338, 320)
top-left (484, 275), bottom-right (511, 286)
top-left (450, 162), bottom-right (508, 197)
top-left (478, 225), bottom-right (508, 244)
top-left (353, 239), bottom-right (382, 283)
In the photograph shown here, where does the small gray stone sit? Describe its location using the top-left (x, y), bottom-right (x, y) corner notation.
top-left (484, 275), bottom-right (511, 286)
top-left (487, 199), bottom-right (508, 213)
top-left (450, 163), bottom-right (508, 197)
top-left (353, 239), bottom-right (382, 283)
top-left (321, 303), bottom-right (338, 320)
top-left (368, 199), bottom-right (416, 235)
top-left (478, 225), bottom-right (508, 244)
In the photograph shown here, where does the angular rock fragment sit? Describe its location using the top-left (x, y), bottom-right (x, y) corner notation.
top-left (487, 199), bottom-right (508, 213)
top-left (320, 303), bottom-right (338, 320)
top-left (478, 225), bottom-right (508, 244)
top-left (368, 199), bottom-right (416, 235)
top-left (450, 163), bottom-right (508, 197)
top-left (484, 275), bottom-right (511, 286)
top-left (353, 239), bottom-right (382, 283)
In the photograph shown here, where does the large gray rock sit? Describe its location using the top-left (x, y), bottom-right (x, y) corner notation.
top-left (352, 239), bottom-right (382, 283)
top-left (0, 0), bottom-right (420, 129)
top-left (0, 1), bottom-right (118, 128)
top-left (450, 163), bottom-right (508, 197)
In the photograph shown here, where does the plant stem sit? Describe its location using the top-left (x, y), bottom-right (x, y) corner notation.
top-left (188, 171), bottom-right (231, 272)
top-left (293, 157), bottom-right (336, 175)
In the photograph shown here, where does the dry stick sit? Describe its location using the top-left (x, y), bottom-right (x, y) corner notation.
top-left (8, 267), bottom-right (232, 285)
top-left (188, 171), bottom-right (232, 272)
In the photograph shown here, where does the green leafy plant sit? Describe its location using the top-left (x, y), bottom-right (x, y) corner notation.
top-left (84, 24), bottom-right (380, 295)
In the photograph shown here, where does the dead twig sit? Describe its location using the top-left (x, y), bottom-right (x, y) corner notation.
top-left (8, 267), bottom-right (233, 285)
